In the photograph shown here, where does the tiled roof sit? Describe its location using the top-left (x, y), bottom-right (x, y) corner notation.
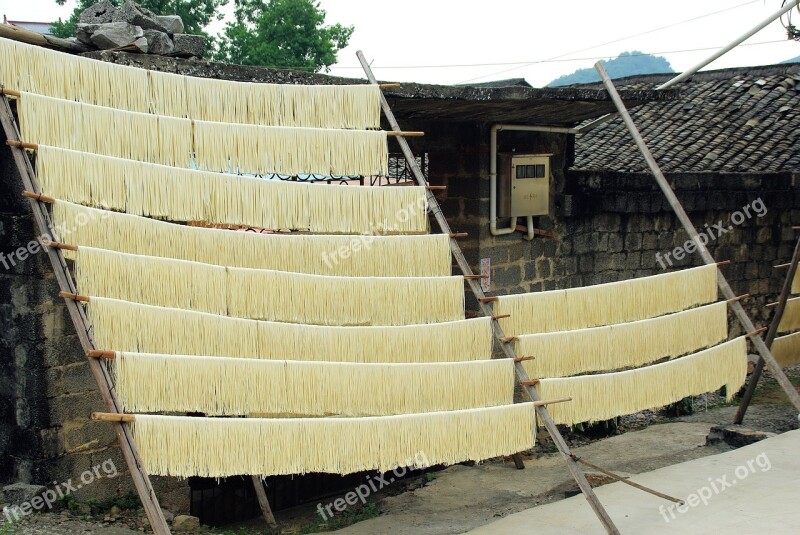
top-left (573, 64), bottom-right (800, 174)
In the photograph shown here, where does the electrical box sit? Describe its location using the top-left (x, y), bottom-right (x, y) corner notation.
top-left (510, 154), bottom-right (551, 217)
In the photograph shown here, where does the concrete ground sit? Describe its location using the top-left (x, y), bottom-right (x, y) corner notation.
top-left (468, 428), bottom-right (800, 534)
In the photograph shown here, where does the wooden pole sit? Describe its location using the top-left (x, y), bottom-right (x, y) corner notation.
top-left (5, 140), bottom-right (38, 150)
top-left (426, 185), bottom-right (447, 191)
top-left (22, 190), bottom-right (55, 203)
top-left (735, 234), bottom-right (800, 423)
top-left (533, 397), bottom-right (571, 407)
top-left (59, 291), bottom-right (90, 303)
top-left (572, 457), bottom-right (684, 505)
top-left (386, 131), bottom-right (424, 137)
top-left (0, 89), bottom-right (21, 98)
top-left (251, 476), bottom-right (278, 529)
top-left (358, 50), bottom-right (621, 535)
top-left (87, 350), bottom-right (116, 360)
top-left (92, 412), bottom-right (136, 423)
top-left (0, 97), bottom-right (171, 535)
top-left (594, 61), bottom-right (800, 414)
top-left (479, 296), bottom-right (499, 303)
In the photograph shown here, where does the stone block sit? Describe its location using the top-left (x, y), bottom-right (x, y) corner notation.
top-left (173, 515), bottom-right (200, 532)
top-left (89, 22), bottom-right (144, 50)
top-left (112, 0), bottom-right (168, 33)
top-left (3, 483), bottom-right (46, 506)
top-left (171, 33), bottom-right (206, 58)
top-left (706, 425), bottom-right (776, 448)
top-left (156, 15), bottom-right (184, 35)
top-left (79, 1), bottom-right (117, 25)
top-left (75, 23), bottom-right (101, 45)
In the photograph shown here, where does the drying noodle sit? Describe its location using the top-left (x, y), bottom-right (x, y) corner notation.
top-left (537, 337), bottom-right (747, 426)
top-left (131, 403), bottom-right (536, 477)
top-left (771, 331), bottom-right (800, 368)
top-left (777, 297), bottom-right (800, 333)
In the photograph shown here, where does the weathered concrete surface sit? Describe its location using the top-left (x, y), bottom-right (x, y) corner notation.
top-left (468, 429), bottom-right (800, 534)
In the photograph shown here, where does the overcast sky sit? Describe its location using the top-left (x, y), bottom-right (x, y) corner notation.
top-left (7, 0), bottom-right (800, 86)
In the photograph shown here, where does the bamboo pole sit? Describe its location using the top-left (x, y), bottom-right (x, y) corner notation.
top-left (6, 140), bottom-right (38, 150)
top-left (87, 350), bottom-right (116, 360)
top-left (22, 191), bottom-right (55, 203)
top-left (360, 51), bottom-right (620, 533)
top-left (492, 314), bottom-right (511, 320)
top-left (93, 412), bottom-right (136, 423)
top-left (251, 476), bottom-right (278, 529)
top-left (59, 291), bottom-right (90, 303)
top-left (726, 294), bottom-right (749, 304)
top-left (449, 232), bottom-right (468, 238)
top-left (533, 397), bottom-right (571, 407)
top-left (426, 185), bottom-right (447, 191)
top-left (594, 61), bottom-right (800, 414)
top-left (386, 131), bottom-right (424, 137)
top-left (572, 457), bottom-right (684, 505)
top-left (514, 356), bottom-right (535, 363)
top-left (0, 89), bottom-right (21, 98)
top-left (0, 97), bottom-right (171, 535)
top-left (479, 296), bottom-right (499, 303)
top-left (378, 83), bottom-right (401, 89)
top-left (45, 241), bottom-right (78, 252)
top-left (735, 234), bottom-right (800, 423)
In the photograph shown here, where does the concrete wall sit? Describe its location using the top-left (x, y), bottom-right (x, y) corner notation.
top-left (0, 145), bottom-right (188, 512)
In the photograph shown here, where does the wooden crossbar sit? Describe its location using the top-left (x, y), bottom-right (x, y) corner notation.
top-left (359, 50), bottom-right (621, 535)
top-left (0, 96), bottom-right (171, 535)
top-left (595, 62), bottom-right (800, 415)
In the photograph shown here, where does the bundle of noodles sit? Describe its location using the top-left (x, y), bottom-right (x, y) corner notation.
top-left (536, 337), bottom-right (747, 426)
top-left (131, 403), bottom-right (536, 477)
top-left (37, 148), bottom-right (427, 233)
top-left (518, 301), bottom-right (728, 378)
top-left (496, 264), bottom-right (719, 335)
top-left (777, 297), bottom-right (800, 333)
top-left (86, 297), bottom-right (493, 363)
top-left (53, 202), bottom-right (452, 277)
top-left (193, 120), bottom-right (389, 177)
top-left (18, 93), bottom-right (192, 167)
top-left (0, 37), bottom-right (150, 112)
top-left (73, 247), bottom-right (464, 325)
top-left (181, 76), bottom-right (382, 129)
top-left (771, 331), bottom-right (800, 367)
top-left (114, 352), bottom-right (514, 416)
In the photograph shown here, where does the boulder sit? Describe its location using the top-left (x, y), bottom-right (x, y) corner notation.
top-left (172, 514), bottom-right (200, 532)
top-left (79, 1), bottom-right (118, 25)
top-left (170, 33), bottom-right (205, 58)
top-left (132, 36), bottom-right (149, 53)
top-left (2, 483), bottom-right (47, 506)
top-left (706, 424), bottom-right (777, 448)
top-left (143, 30), bottom-right (174, 55)
top-left (89, 22), bottom-right (144, 50)
top-left (156, 15), bottom-right (184, 36)
top-left (112, 0), bottom-right (168, 33)
top-left (75, 23), bottom-right (101, 45)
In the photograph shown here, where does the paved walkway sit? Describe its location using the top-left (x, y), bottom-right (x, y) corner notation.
top-left (468, 429), bottom-right (800, 534)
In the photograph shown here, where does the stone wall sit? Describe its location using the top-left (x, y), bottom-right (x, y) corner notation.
top-left (0, 144), bottom-right (188, 512)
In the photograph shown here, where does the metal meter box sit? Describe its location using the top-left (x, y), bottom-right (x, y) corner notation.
top-left (510, 154), bottom-right (550, 217)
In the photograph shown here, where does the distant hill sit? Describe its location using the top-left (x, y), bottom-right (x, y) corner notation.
top-left (548, 51), bottom-right (674, 87)
top-left (781, 55), bottom-right (800, 64)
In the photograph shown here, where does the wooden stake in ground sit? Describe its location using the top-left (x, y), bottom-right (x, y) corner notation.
top-left (358, 50), bottom-right (621, 535)
top-left (593, 61), bottom-right (800, 415)
top-left (734, 233), bottom-right (800, 423)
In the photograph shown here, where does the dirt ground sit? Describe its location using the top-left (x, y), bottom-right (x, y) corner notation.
top-left (3, 369), bottom-right (798, 535)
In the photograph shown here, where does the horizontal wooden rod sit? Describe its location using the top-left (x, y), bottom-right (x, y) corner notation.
top-left (464, 274), bottom-right (489, 280)
top-left (87, 350), bottom-right (116, 360)
top-left (514, 356), bottom-right (535, 363)
top-left (726, 294), bottom-right (749, 304)
top-left (766, 301), bottom-right (779, 308)
top-left (573, 457), bottom-right (684, 505)
top-left (6, 140), bottom-right (38, 150)
top-left (745, 327), bottom-right (768, 339)
top-left (425, 185), bottom-right (447, 191)
top-left (59, 291), bottom-right (90, 303)
top-left (386, 131), bottom-right (424, 137)
top-left (501, 336), bottom-right (518, 343)
top-left (92, 412), bottom-right (135, 423)
top-left (521, 380), bottom-right (540, 386)
top-left (0, 89), bottom-right (21, 98)
top-left (449, 232), bottom-right (468, 238)
top-left (716, 260), bottom-right (731, 267)
top-left (22, 190), bottom-right (56, 204)
top-left (774, 262), bottom-right (791, 269)
top-left (46, 241), bottom-right (78, 252)
top-left (479, 296), bottom-right (499, 303)
top-left (492, 314), bottom-right (511, 320)
top-left (793, 226), bottom-right (800, 230)
top-left (533, 396), bottom-right (571, 407)
top-left (378, 83), bottom-right (401, 88)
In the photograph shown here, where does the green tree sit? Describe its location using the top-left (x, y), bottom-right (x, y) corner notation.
top-left (213, 0), bottom-right (353, 72)
top-left (51, 0), bottom-right (227, 38)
